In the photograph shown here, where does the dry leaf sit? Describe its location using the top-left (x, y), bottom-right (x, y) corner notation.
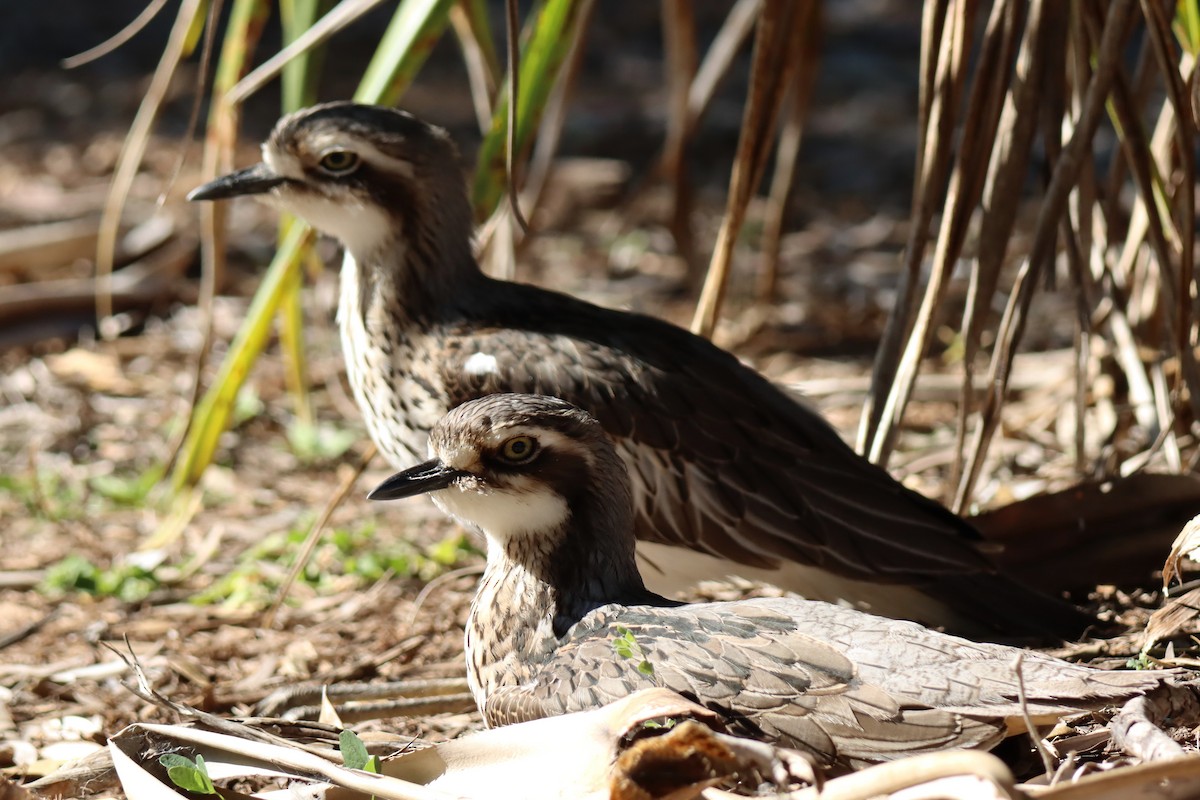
top-left (44, 350), bottom-right (135, 395)
top-left (1142, 586), bottom-right (1200, 651)
top-left (102, 689), bottom-right (811, 800)
top-left (1024, 753), bottom-right (1200, 799)
top-left (611, 719), bottom-right (812, 800)
top-left (1161, 514), bottom-right (1200, 591)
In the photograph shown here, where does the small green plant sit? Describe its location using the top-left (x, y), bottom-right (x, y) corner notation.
top-left (41, 554), bottom-right (162, 603)
top-left (89, 464), bottom-right (165, 506)
top-left (613, 625), bottom-right (654, 677)
top-left (338, 729), bottom-right (381, 773)
top-left (286, 419), bottom-right (358, 463)
top-left (232, 386), bottom-right (265, 427)
top-left (339, 729), bottom-right (380, 800)
top-left (0, 471), bottom-right (86, 521)
top-left (1126, 651), bottom-right (1155, 670)
top-left (191, 520), bottom-right (480, 607)
top-left (190, 525), bottom-right (312, 607)
top-left (159, 752), bottom-right (219, 796)
top-left (641, 718), bottom-right (678, 730)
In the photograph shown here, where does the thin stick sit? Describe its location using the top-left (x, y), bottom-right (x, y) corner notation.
top-left (265, 443), bottom-right (378, 629)
top-left (1012, 652), bottom-right (1058, 778)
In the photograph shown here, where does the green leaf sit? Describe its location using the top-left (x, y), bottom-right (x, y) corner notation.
top-left (211, 0), bottom-right (272, 97)
top-left (181, 0), bottom-right (211, 57)
top-left (454, 0), bottom-right (502, 85)
top-left (280, 0), bottom-right (335, 111)
top-left (1126, 652), bottom-right (1154, 671)
top-left (470, 0), bottom-right (587, 220)
top-left (42, 555), bottom-right (99, 595)
top-left (1176, 0), bottom-right (1200, 55)
top-left (277, 243), bottom-right (313, 426)
top-left (88, 464), bottom-right (164, 506)
top-left (612, 625), bottom-right (655, 677)
top-left (287, 420), bottom-right (357, 463)
top-left (172, 222), bottom-right (312, 494)
top-left (160, 753), bottom-right (217, 794)
top-left (355, 0), bottom-right (456, 105)
top-left (426, 532), bottom-right (469, 566)
top-left (158, 753), bottom-right (193, 769)
top-left (232, 386), bottom-right (265, 426)
top-left (339, 729), bottom-right (371, 771)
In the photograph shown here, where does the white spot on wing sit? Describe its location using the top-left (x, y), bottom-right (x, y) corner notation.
top-left (464, 352), bottom-right (498, 376)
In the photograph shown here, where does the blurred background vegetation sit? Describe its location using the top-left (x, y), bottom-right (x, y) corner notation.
top-left (2, 0), bottom-right (1198, 554)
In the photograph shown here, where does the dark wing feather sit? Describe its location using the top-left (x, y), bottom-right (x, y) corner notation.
top-left (434, 280), bottom-right (1092, 637)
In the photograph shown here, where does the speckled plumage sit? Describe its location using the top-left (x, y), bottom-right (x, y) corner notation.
top-left (368, 394), bottom-right (1168, 772)
top-left (189, 101), bottom-right (1093, 639)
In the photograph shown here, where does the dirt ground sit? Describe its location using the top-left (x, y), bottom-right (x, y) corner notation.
top-left (3, 4), bottom-right (1199, 798)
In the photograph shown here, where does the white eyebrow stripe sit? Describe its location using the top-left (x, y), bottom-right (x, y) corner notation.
top-left (305, 133), bottom-right (416, 181)
top-left (357, 141), bottom-right (415, 179)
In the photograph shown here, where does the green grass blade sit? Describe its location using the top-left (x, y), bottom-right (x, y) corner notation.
top-left (452, 0), bottom-right (503, 124)
top-left (280, 0), bottom-right (334, 111)
top-left (173, 0), bottom-right (269, 508)
top-left (172, 221), bottom-right (313, 491)
top-left (1177, 0), bottom-right (1200, 55)
top-left (277, 230), bottom-right (314, 426)
top-left (354, 0), bottom-right (456, 106)
top-left (276, 0), bottom-right (452, 428)
top-left (456, 0), bottom-right (502, 79)
top-left (182, 0), bottom-right (211, 57)
top-left (277, 0), bottom-right (332, 442)
top-left (211, 0), bottom-right (271, 96)
top-left (470, 0), bottom-right (584, 220)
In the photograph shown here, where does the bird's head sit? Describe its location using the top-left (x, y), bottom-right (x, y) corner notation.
top-left (369, 394), bottom-right (633, 554)
top-left (187, 101), bottom-right (470, 261)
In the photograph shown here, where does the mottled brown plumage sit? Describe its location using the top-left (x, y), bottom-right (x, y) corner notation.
top-left (188, 100), bottom-right (1092, 639)
top-left (368, 394), bottom-right (1168, 771)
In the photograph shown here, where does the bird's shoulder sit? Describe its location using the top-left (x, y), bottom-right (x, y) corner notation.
top-left (426, 278), bottom-right (987, 578)
top-left (429, 279), bottom-right (846, 449)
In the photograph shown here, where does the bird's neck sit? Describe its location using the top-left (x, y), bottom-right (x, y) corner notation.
top-left (338, 225), bottom-right (484, 328)
top-left (465, 501), bottom-right (661, 706)
top-left (335, 214), bottom-right (488, 466)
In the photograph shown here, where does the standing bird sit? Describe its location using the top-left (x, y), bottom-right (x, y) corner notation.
top-left (368, 394), bottom-right (1166, 772)
top-left (189, 101), bottom-right (1091, 639)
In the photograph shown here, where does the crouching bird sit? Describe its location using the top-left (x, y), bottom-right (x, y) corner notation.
top-left (188, 100), bottom-right (1093, 639)
top-left (368, 394), bottom-right (1171, 772)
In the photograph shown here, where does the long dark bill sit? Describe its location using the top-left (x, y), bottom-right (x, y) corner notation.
top-left (368, 459), bottom-right (468, 501)
top-left (187, 162), bottom-right (289, 201)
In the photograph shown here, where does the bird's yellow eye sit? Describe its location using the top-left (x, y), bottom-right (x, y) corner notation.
top-left (318, 150), bottom-right (360, 175)
top-left (498, 435), bottom-right (538, 464)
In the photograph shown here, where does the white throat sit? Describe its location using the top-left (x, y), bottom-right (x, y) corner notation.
top-left (432, 485), bottom-right (569, 546)
top-left (289, 195), bottom-right (395, 262)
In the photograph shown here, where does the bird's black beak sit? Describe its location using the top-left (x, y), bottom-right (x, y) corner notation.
top-left (187, 162), bottom-right (289, 201)
top-left (368, 459), bottom-right (468, 501)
